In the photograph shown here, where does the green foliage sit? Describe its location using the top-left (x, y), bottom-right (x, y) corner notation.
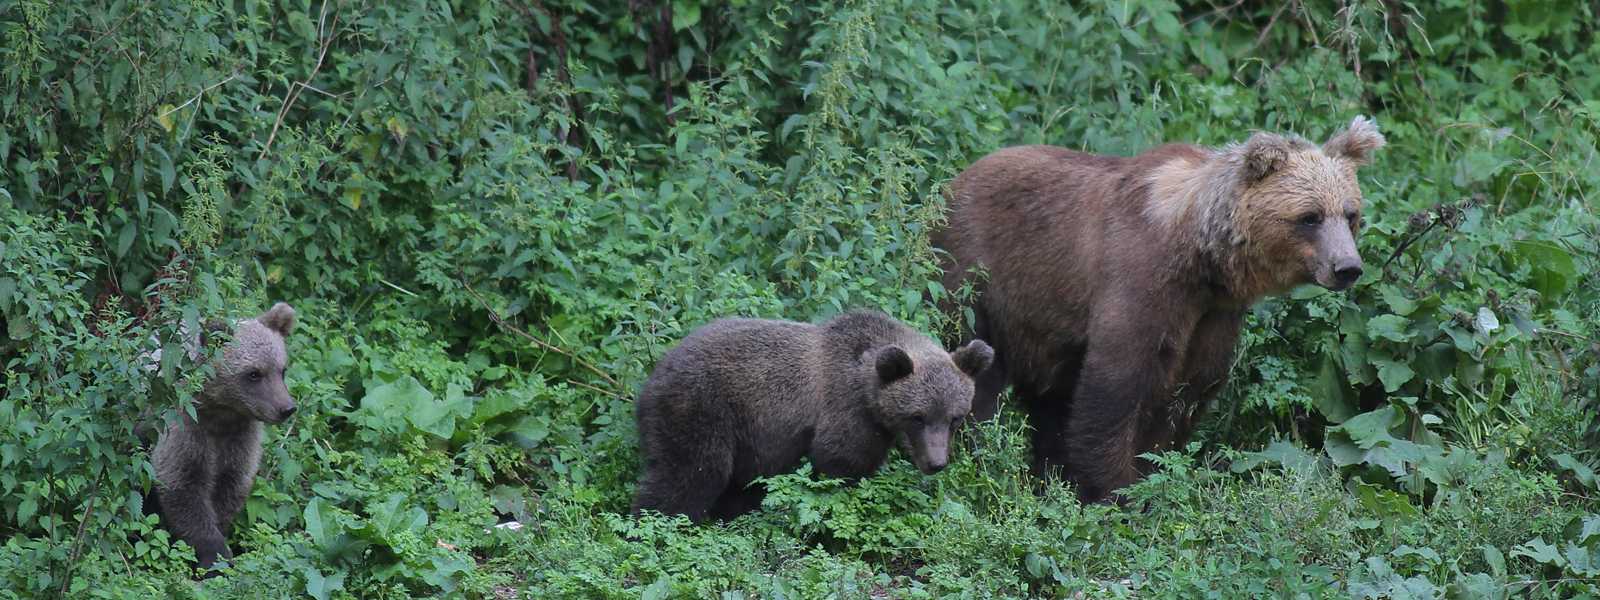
top-left (2, 0), bottom-right (1598, 596)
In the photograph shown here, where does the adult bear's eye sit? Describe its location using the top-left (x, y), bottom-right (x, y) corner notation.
top-left (248, 370), bottom-right (263, 382)
top-left (1297, 212), bottom-right (1323, 227)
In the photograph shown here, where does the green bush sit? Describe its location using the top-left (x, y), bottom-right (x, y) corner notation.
top-left (2, 0), bottom-right (1597, 597)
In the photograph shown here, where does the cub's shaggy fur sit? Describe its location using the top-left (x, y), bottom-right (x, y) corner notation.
top-left (150, 303), bottom-right (298, 571)
top-left (935, 118), bottom-right (1385, 501)
top-left (632, 310), bottom-right (993, 522)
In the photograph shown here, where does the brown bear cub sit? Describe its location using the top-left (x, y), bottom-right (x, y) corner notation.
top-left (150, 302), bottom-right (298, 571)
top-left (934, 117), bottom-right (1386, 502)
top-left (631, 310), bottom-right (993, 522)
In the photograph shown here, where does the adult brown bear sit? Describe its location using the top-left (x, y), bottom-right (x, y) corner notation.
top-left (934, 118), bottom-right (1385, 502)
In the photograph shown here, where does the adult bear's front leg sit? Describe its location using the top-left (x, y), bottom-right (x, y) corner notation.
top-left (1062, 299), bottom-right (1191, 503)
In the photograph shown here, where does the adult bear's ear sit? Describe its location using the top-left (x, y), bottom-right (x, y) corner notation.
top-left (258, 302), bottom-right (296, 337)
top-left (1322, 115), bottom-right (1386, 166)
top-left (1238, 132), bottom-right (1292, 185)
top-left (875, 346), bottom-right (914, 384)
top-left (951, 339), bottom-right (994, 377)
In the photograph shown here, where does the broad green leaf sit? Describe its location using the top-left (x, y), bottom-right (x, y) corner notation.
top-left (304, 498), bottom-right (327, 547)
top-left (1512, 538), bottom-right (1565, 566)
top-left (1312, 355), bottom-right (1356, 423)
top-left (16, 497), bottom-right (36, 525)
top-left (1379, 285), bottom-right (1418, 316)
top-left (1553, 453), bottom-right (1598, 490)
top-left (1231, 440), bottom-right (1320, 474)
top-left (304, 567), bottom-right (345, 600)
top-left (1474, 307), bottom-right (1500, 334)
top-left (1514, 240), bottom-right (1578, 299)
top-left (1482, 544), bottom-right (1507, 576)
top-left (1367, 314), bottom-right (1413, 342)
top-left (1373, 358), bottom-right (1415, 392)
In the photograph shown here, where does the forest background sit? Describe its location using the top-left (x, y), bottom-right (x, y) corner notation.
top-left (2, 0), bottom-right (1599, 597)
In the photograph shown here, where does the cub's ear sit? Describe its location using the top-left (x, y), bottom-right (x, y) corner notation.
top-left (950, 339), bottom-right (994, 377)
top-left (199, 318), bottom-right (232, 349)
top-left (1322, 115), bottom-right (1386, 166)
top-left (1239, 132), bottom-right (1292, 184)
top-left (875, 346), bottom-right (914, 384)
top-left (258, 302), bottom-right (296, 337)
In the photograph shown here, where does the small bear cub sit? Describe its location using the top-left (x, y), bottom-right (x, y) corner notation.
top-left (150, 302), bottom-right (298, 572)
top-left (632, 310), bottom-right (993, 522)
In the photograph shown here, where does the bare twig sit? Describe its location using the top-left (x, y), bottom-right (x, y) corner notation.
top-left (259, 2), bottom-right (340, 161)
top-left (58, 473), bottom-right (105, 596)
top-left (1252, 2), bottom-right (1291, 50)
top-left (1184, 0), bottom-right (1246, 26)
top-left (459, 277), bottom-right (625, 397)
top-left (157, 71), bottom-right (241, 121)
top-left (1380, 216), bottom-right (1441, 273)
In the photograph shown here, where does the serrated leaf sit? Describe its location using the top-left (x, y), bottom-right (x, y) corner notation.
top-left (1379, 285), bottom-right (1418, 316)
top-left (16, 497), bottom-right (36, 524)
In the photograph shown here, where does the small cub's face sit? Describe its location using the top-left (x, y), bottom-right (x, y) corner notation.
top-left (1237, 117), bottom-right (1386, 295)
top-left (871, 340), bottom-right (994, 474)
top-left (205, 303), bottom-right (298, 424)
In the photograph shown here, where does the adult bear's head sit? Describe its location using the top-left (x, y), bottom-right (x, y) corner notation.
top-left (1148, 116), bottom-right (1386, 300)
top-left (1228, 116), bottom-right (1387, 295)
top-left (866, 339), bottom-right (993, 474)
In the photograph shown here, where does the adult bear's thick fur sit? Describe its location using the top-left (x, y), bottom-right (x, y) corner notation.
top-left (935, 118), bottom-right (1385, 501)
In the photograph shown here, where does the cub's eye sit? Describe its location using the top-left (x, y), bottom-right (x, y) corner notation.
top-left (1297, 212), bottom-right (1323, 227)
top-left (1346, 212), bottom-right (1361, 226)
top-left (248, 370), bottom-right (264, 382)
top-left (950, 416), bottom-right (964, 428)
top-left (913, 415), bottom-right (927, 426)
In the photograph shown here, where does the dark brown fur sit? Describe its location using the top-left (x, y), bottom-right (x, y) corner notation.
top-left (934, 118), bottom-right (1384, 502)
top-left (631, 310), bottom-right (992, 522)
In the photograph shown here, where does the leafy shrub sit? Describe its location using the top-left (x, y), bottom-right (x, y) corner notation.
top-left (1, 0), bottom-right (1597, 596)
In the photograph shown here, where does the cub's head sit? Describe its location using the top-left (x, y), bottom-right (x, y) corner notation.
top-left (1229, 116), bottom-right (1386, 295)
top-left (866, 339), bottom-right (993, 474)
top-left (200, 302), bottom-right (298, 424)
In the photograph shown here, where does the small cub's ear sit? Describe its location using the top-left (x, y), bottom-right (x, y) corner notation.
top-left (875, 346), bottom-right (914, 384)
top-left (1239, 132), bottom-right (1292, 184)
top-left (258, 302), bottom-right (296, 337)
top-left (951, 339), bottom-right (994, 377)
top-left (1322, 115), bottom-right (1386, 166)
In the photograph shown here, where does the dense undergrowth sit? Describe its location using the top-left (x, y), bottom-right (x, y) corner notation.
top-left (2, 0), bottom-right (1599, 597)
